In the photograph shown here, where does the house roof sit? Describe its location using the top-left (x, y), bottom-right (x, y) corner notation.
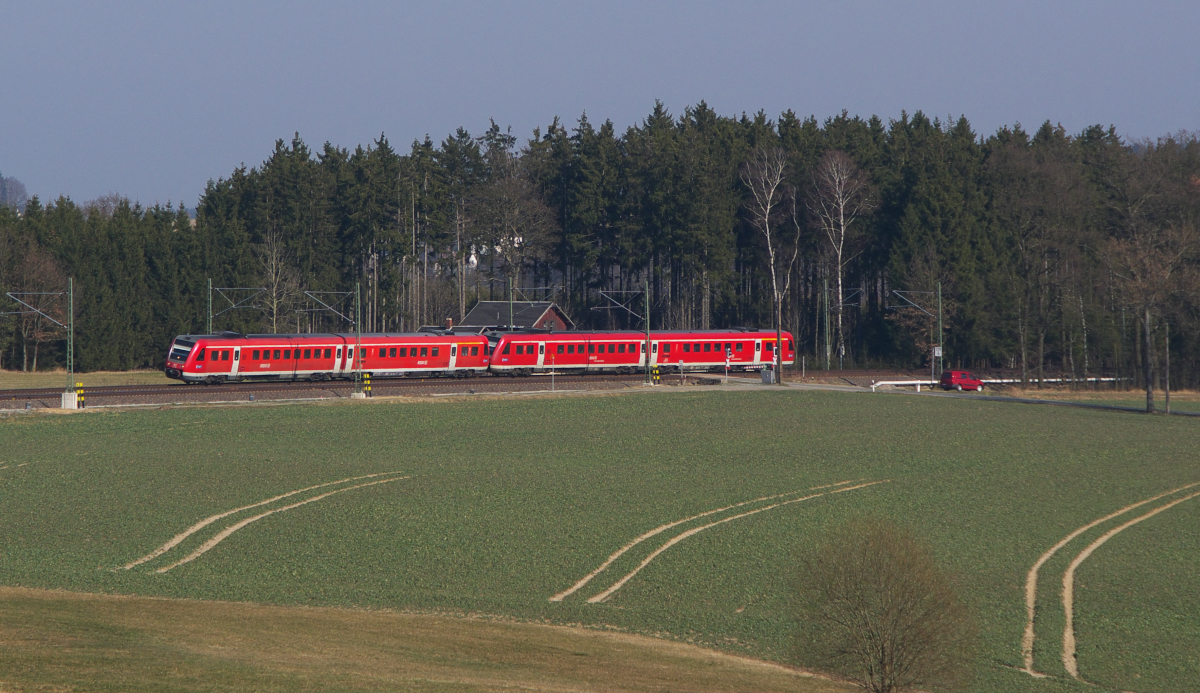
top-left (460, 301), bottom-right (574, 329)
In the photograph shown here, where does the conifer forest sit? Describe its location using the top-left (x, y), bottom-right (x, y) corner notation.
top-left (2, 104), bottom-right (1198, 388)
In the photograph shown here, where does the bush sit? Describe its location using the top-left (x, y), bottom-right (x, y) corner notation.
top-left (793, 518), bottom-right (976, 693)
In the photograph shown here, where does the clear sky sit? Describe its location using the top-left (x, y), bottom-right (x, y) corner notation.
top-left (2, 1), bottom-right (1197, 207)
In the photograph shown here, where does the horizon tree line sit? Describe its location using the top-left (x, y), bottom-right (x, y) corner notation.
top-left (2, 103), bottom-right (1198, 407)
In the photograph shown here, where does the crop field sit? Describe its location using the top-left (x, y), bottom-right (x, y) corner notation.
top-left (1, 388), bottom-right (1198, 692)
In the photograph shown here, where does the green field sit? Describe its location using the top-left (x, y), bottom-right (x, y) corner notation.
top-left (1, 389), bottom-right (1197, 692)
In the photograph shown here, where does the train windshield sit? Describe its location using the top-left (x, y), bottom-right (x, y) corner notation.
top-left (168, 339), bottom-right (195, 362)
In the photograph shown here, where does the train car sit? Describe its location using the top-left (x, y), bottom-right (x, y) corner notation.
top-left (653, 329), bottom-right (795, 372)
top-left (164, 332), bottom-right (490, 384)
top-left (488, 328), bottom-right (795, 375)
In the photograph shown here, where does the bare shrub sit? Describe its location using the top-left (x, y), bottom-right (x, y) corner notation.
top-left (793, 519), bottom-right (976, 693)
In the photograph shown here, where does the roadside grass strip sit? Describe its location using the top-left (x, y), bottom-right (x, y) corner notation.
top-left (1060, 488), bottom-right (1200, 680)
top-left (119, 471), bottom-right (409, 573)
top-left (579, 480), bottom-right (888, 604)
top-left (1018, 482), bottom-right (1200, 678)
top-left (549, 479), bottom-right (859, 603)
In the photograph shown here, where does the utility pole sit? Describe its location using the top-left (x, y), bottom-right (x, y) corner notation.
top-left (937, 281), bottom-right (943, 377)
top-left (354, 282), bottom-right (363, 395)
top-left (644, 275), bottom-right (651, 384)
top-left (508, 276), bottom-right (514, 330)
top-left (65, 278), bottom-right (73, 394)
top-left (207, 278), bottom-right (212, 335)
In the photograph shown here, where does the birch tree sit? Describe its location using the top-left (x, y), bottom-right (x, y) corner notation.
top-left (740, 146), bottom-right (800, 375)
top-left (808, 150), bottom-right (874, 361)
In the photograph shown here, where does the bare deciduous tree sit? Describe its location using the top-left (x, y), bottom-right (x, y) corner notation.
top-left (740, 146), bottom-right (800, 375)
top-left (808, 150), bottom-right (875, 361)
top-left (10, 243), bottom-right (66, 371)
top-left (255, 230), bottom-right (301, 334)
top-left (794, 518), bottom-right (976, 693)
top-left (475, 145), bottom-right (556, 294)
top-left (1104, 223), bottom-right (1196, 412)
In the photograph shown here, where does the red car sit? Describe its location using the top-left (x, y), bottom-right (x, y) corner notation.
top-left (940, 370), bottom-right (984, 392)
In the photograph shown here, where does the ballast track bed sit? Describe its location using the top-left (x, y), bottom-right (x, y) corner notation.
top-left (0, 373), bottom-right (648, 409)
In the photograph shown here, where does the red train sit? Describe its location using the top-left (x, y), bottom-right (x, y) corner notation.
top-left (164, 329), bottom-right (795, 384)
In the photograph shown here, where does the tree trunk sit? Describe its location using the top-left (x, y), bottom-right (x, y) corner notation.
top-left (1143, 306), bottom-right (1155, 413)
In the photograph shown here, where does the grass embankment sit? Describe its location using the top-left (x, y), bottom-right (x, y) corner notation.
top-left (999, 386), bottom-right (1200, 414)
top-left (0, 586), bottom-right (840, 693)
top-left (1, 389), bottom-right (1198, 692)
top-left (0, 369), bottom-right (165, 389)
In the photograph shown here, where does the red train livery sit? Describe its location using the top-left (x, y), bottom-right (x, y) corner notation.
top-left (164, 329), bottom-right (794, 384)
top-left (489, 329), bottom-right (795, 375)
top-left (165, 332), bottom-right (490, 384)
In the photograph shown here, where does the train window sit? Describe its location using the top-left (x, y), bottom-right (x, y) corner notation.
top-left (283, 349), bottom-right (291, 359)
top-left (234, 350), bottom-right (239, 361)
top-left (387, 348), bottom-right (394, 357)
top-left (652, 343), bottom-right (657, 353)
top-left (432, 347), bottom-right (439, 357)
top-left (565, 344), bottom-right (573, 354)
top-left (787, 340), bottom-right (793, 351)
top-left (516, 345), bottom-right (523, 355)
top-left (271, 349), bottom-right (279, 359)
top-left (336, 348), bottom-right (341, 358)
top-left (359, 348), bottom-right (366, 358)
top-left (683, 344), bottom-right (690, 353)
top-left (557, 344), bottom-right (564, 354)
top-left (222, 350), bottom-right (229, 361)
top-left (378, 348), bottom-right (385, 358)
top-left (502, 344), bottom-right (510, 355)
top-left (196, 348), bottom-right (205, 361)
top-left (539, 344), bottom-right (545, 354)
top-left (703, 343), bottom-right (711, 352)
top-left (725, 343), bottom-right (732, 353)
top-left (618, 344), bottom-right (626, 353)
top-left (765, 343), bottom-right (774, 354)
top-left (302, 349), bottom-right (309, 359)
top-left (588, 344), bottom-right (595, 354)
top-left (693, 343), bottom-right (701, 352)
top-left (471, 346), bottom-right (479, 356)
top-left (322, 348), bottom-right (329, 358)
top-left (736, 342), bottom-right (743, 352)
top-left (754, 343), bottom-right (760, 351)
top-left (420, 347), bottom-right (428, 357)
top-left (609, 344), bottom-right (616, 353)
top-left (252, 350), bottom-right (260, 360)
top-left (399, 347), bottom-right (407, 357)
top-left (663, 343), bottom-right (671, 354)
top-left (641, 344), bottom-right (646, 353)
top-left (451, 346), bottom-right (457, 356)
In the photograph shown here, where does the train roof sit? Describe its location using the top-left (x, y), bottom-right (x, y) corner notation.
top-left (174, 331), bottom-right (483, 341)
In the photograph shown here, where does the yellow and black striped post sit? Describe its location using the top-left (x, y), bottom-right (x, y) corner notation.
top-left (364, 373), bottom-right (372, 398)
top-left (76, 382), bottom-right (85, 409)
top-left (651, 366), bottom-right (660, 385)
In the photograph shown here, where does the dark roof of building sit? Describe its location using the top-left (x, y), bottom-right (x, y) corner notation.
top-left (460, 301), bottom-right (574, 328)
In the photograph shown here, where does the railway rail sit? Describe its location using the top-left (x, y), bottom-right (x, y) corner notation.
top-left (0, 373), bottom-right (650, 410)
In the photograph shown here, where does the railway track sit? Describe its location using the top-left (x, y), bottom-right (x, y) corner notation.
top-left (0, 373), bottom-right (651, 409)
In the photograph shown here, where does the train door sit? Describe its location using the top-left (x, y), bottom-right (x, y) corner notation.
top-left (754, 339), bottom-right (762, 366)
top-left (536, 343), bottom-right (546, 370)
top-left (448, 344), bottom-right (459, 372)
top-left (230, 348), bottom-right (241, 377)
top-left (650, 340), bottom-right (660, 366)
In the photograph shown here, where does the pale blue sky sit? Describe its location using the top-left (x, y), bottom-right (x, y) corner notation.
top-left (2, 1), bottom-right (1197, 206)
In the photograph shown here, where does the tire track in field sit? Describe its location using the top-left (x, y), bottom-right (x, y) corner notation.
top-left (1060, 489), bottom-right (1200, 680)
top-left (155, 476), bottom-right (409, 573)
top-left (120, 471), bottom-right (408, 571)
top-left (549, 480), bottom-right (859, 603)
top-left (585, 480), bottom-right (888, 604)
top-left (1019, 482), bottom-right (1200, 677)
